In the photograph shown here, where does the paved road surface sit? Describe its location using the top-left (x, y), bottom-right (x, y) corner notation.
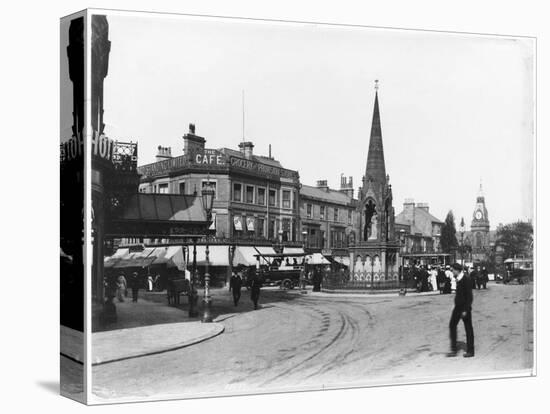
top-left (91, 283), bottom-right (533, 402)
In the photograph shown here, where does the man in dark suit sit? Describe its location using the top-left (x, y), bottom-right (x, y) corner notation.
top-left (447, 263), bottom-right (475, 358)
top-left (480, 267), bottom-right (489, 289)
top-left (250, 272), bottom-right (263, 310)
top-left (129, 271), bottom-right (140, 303)
top-left (229, 271), bottom-right (243, 306)
top-left (470, 266), bottom-right (479, 289)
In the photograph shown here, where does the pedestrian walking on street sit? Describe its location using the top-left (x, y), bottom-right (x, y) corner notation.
top-left (429, 266), bottom-right (438, 292)
top-left (420, 266), bottom-right (430, 292)
top-left (437, 266), bottom-right (446, 293)
top-left (116, 272), bottom-right (127, 302)
top-left (447, 263), bottom-right (475, 358)
top-left (443, 265), bottom-right (453, 294)
top-left (130, 271), bottom-right (140, 303)
top-left (250, 272), bottom-right (262, 310)
top-left (229, 271), bottom-right (243, 306)
top-left (480, 267), bottom-right (489, 289)
top-left (471, 266), bottom-right (479, 290)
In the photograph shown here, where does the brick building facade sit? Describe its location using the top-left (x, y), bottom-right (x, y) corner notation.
top-left (299, 177), bottom-right (358, 255)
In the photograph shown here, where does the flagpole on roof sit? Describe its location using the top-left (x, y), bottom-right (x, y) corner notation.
top-left (242, 90), bottom-right (245, 143)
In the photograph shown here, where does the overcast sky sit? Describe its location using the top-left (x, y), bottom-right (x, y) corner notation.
top-left (92, 12), bottom-right (534, 228)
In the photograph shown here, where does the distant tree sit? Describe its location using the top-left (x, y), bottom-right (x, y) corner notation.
top-left (440, 210), bottom-right (458, 253)
top-left (495, 221), bottom-right (534, 260)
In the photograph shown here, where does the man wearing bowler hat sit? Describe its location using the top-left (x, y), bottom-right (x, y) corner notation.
top-left (447, 263), bottom-right (475, 358)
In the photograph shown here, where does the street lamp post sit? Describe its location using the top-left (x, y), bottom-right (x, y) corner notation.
top-left (188, 239), bottom-right (198, 317)
top-left (399, 229), bottom-right (406, 283)
top-left (459, 217), bottom-right (466, 268)
top-left (300, 230), bottom-right (308, 291)
top-left (398, 229), bottom-right (409, 295)
top-left (201, 184), bottom-right (215, 323)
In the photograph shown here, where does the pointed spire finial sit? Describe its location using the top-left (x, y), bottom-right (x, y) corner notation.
top-left (365, 79), bottom-right (386, 185)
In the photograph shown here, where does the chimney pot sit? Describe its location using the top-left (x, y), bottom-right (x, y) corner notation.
top-left (238, 141), bottom-right (254, 159)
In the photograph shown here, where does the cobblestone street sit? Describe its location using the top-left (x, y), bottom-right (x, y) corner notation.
top-left (91, 283), bottom-right (533, 403)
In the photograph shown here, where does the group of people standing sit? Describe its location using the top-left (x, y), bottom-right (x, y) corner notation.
top-left (410, 265), bottom-right (452, 294)
top-left (111, 271), bottom-right (141, 303)
top-left (410, 263), bottom-right (489, 294)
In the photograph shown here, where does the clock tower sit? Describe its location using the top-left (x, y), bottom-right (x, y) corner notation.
top-left (470, 182), bottom-right (490, 260)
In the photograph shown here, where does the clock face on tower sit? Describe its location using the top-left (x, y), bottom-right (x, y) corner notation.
top-left (475, 210), bottom-right (483, 220)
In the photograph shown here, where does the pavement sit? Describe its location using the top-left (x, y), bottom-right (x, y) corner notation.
top-left (92, 321), bottom-right (224, 365)
top-left (89, 282), bottom-right (534, 403)
top-left (60, 284), bottom-right (488, 368)
top-left (68, 286), bottom-right (298, 366)
top-left (62, 294), bottom-right (227, 366)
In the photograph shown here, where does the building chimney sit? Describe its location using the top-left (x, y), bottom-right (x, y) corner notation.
top-left (417, 202), bottom-right (429, 213)
top-left (182, 123), bottom-right (206, 154)
top-left (339, 175), bottom-right (354, 198)
top-left (316, 180), bottom-right (329, 191)
top-left (403, 198), bottom-right (416, 225)
top-left (238, 141), bottom-right (254, 159)
top-left (155, 145), bottom-right (172, 162)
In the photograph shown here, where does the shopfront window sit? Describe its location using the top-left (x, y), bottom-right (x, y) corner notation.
top-left (158, 183), bottom-right (169, 194)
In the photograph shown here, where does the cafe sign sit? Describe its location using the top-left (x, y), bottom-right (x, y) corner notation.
top-left (138, 149), bottom-right (226, 177)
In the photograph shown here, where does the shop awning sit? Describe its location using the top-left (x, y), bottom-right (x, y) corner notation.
top-left (233, 246), bottom-right (259, 266)
top-left (150, 246), bottom-right (186, 270)
top-left (120, 247), bottom-right (158, 268)
top-left (232, 246), bottom-right (277, 266)
top-left (193, 245), bottom-right (230, 266)
top-left (105, 247), bottom-right (159, 269)
top-left (283, 247), bottom-right (305, 255)
top-left (306, 253), bottom-right (331, 265)
top-left (104, 248), bottom-right (129, 268)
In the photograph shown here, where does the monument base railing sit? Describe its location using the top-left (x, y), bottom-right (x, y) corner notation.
top-left (322, 271), bottom-right (407, 291)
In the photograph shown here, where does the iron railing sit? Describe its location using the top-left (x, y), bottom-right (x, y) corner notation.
top-left (323, 270), bottom-right (406, 291)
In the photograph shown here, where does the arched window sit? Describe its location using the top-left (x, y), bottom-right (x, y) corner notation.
top-left (475, 232), bottom-right (483, 248)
